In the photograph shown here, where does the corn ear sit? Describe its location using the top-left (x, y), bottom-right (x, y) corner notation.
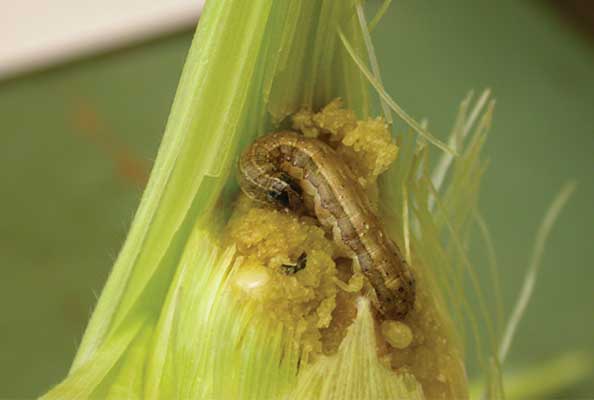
top-left (41, 1), bottom-right (493, 399)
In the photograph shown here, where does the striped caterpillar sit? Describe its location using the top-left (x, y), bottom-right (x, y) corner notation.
top-left (238, 131), bottom-right (415, 320)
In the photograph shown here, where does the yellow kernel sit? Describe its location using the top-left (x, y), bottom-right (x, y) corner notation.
top-left (381, 320), bottom-right (414, 349)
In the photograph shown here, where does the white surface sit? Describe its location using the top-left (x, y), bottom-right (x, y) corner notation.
top-left (0, 0), bottom-right (204, 79)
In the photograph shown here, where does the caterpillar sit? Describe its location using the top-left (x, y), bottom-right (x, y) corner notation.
top-left (238, 131), bottom-right (415, 320)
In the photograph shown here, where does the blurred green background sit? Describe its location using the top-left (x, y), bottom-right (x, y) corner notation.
top-left (0, 0), bottom-right (592, 398)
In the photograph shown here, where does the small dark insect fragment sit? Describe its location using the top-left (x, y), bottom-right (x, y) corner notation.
top-left (280, 252), bottom-right (307, 275)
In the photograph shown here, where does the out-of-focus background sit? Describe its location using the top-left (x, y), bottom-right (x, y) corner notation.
top-left (0, 0), bottom-right (592, 398)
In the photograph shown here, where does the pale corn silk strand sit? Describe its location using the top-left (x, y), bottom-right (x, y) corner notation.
top-left (338, 30), bottom-right (457, 155)
top-left (429, 90), bottom-right (503, 353)
top-left (430, 89), bottom-right (491, 209)
top-left (478, 182), bottom-right (576, 400)
top-left (355, 3), bottom-right (392, 124)
top-left (498, 182), bottom-right (576, 363)
top-left (368, 0), bottom-right (393, 32)
top-left (473, 210), bottom-right (504, 340)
